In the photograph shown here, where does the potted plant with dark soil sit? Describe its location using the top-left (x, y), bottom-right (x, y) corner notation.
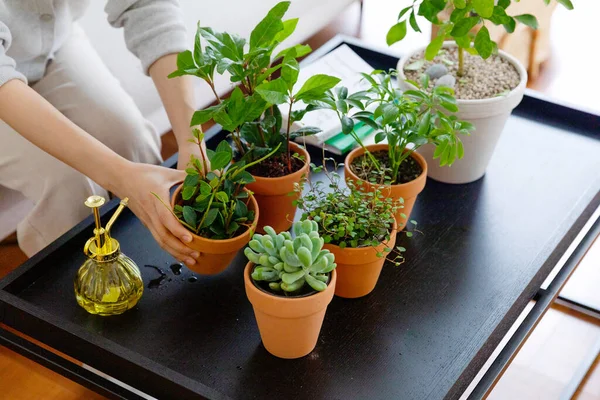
top-left (169, 1), bottom-right (340, 233)
top-left (320, 73), bottom-right (472, 227)
top-left (387, 0), bottom-right (573, 183)
top-left (295, 160), bottom-right (409, 298)
top-left (154, 129), bottom-right (276, 275)
top-left (244, 220), bottom-right (337, 359)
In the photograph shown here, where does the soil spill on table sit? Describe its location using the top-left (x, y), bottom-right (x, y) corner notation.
top-left (188, 276), bottom-right (197, 283)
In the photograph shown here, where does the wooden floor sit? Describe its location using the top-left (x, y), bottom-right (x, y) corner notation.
top-left (1, 0), bottom-right (599, 398)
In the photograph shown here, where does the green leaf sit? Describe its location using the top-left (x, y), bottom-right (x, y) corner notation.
top-left (398, 6), bottom-right (411, 20)
top-left (183, 174), bottom-right (199, 187)
top-left (249, 1), bottom-right (290, 49)
top-left (451, 17), bottom-right (479, 37)
top-left (281, 58), bottom-right (299, 90)
top-left (199, 180), bottom-right (212, 195)
top-left (386, 21), bottom-right (407, 45)
top-left (215, 191), bottom-right (228, 203)
top-left (255, 78), bottom-right (289, 105)
top-left (472, 0), bottom-right (494, 18)
top-left (556, 0), bottom-right (574, 10)
top-left (185, 167), bottom-right (198, 176)
top-left (176, 50), bottom-right (195, 70)
top-left (182, 186), bottom-right (196, 201)
top-left (234, 199), bottom-right (248, 217)
top-left (474, 26), bottom-right (493, 59)
top-left (503, 17), bottom-right (516, 33)
top-left (275, 44), bottom-right (312, 60)
top-left (425, 34), bottom-right (445, 60)
top-left (232, 170), bottom-right (254, 184)
top-left (182, 206), bottom-right (197, 228)
top-left (498, 0), bottom-right (510, 8)
top-left (193, 24), bottom-right (203, 66)
top-left (409, 11), bottom-right (421, 33)
top-left (274, 18), bottom-right (298, 43)
top-left (295, 74), bottom-right (341, 102)
top-left (341, 116), bottom-right (354, 134)
top-left (201, 208), bottom-right (219, 228)
top-left (191, 103), bottom-right (225, 126)
top-left (210, 151), bottom-right (232, 170)
top-left (216, 140), bottom-right (233, 158)
top-left (514, 14), bottom-right (539, 29)
top-left (453, 0), bottom-right (466, 9)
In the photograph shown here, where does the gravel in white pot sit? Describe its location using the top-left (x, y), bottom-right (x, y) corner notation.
top-left (398, 42), bottom-right (527, 184)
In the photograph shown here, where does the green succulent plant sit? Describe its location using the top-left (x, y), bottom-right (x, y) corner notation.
top-left (244, 220), bottom-right (336, 294)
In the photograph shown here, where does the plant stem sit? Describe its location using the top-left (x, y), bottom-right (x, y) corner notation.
top-left (257, 125), bottom-right (266, 147)
top-left (208, 79), bottom-right (221, 103)
top-left (286, 100), bottom-right (294, 173)
top-left (457, 46), bottom-right (465, 77)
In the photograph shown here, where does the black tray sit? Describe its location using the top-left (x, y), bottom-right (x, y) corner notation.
top-left (1, 36), bottom-right (600, 400)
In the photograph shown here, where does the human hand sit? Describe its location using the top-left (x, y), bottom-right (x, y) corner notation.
top-left (110, 160), bottom-right (199, 265)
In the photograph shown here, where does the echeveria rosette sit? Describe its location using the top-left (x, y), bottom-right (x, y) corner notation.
top-left (244, 221), bottom-right (336, 293)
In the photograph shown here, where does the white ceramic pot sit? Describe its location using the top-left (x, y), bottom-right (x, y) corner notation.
top-left (397, 42), bottom-right (527, 184)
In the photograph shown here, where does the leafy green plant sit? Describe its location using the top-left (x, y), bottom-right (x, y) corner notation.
top-left (154, 129), bottom-right (278, 239)
top-left (168, 1), bottom-right (339, 173)
top-left (316, 70), bottom-right (473, 185)
top-left (295, 160), bottom-right (411, 265)
top-left (387, 0), bottom-right (574, 76)
top-left (245, 220), bottom-right (336, 293)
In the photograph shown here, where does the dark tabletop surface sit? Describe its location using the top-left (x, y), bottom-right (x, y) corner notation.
top-left (2, 38), bottom-right (600, 400)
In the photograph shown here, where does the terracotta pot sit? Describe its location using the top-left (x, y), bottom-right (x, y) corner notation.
top-left (171, 185), bottom-right (258, 275)
top-left (244, 262), bottom-right (336, 359)
top-left (397, 42), bottom-right (527, 184)
top-left (324, 219), bottom-right (397, 298)
top-left (344, 144), bottom-right (427, 229)
top-left (246, 142), bottom-right (310, 233)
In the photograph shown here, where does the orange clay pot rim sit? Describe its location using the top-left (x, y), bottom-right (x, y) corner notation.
top-left (245, 262), bottom-right (336, 302)
top-left (346, 144), bottom-right (427, 187)
top-left (250, 142), bottom-right (310, 182)
top-left (172, 185), bottom-right (259, 244)
top-left (323, 217), bottom-right (398, 252)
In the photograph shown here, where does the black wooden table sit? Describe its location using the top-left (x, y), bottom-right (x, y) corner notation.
top-left (1, 36), bottom-right (600, 400)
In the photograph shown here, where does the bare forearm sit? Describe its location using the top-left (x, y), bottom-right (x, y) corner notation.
top-left (149, 54), bottom-right (200, 147)
top-left (0, 80), bottom-right (126, 192)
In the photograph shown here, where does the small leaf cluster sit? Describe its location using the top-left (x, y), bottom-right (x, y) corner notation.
top-left (322, 70), bottom-right (473, 184)
top-left (168, 1), bottom-right (339, 173)
top-left (295, 159), bottom-right (399, 245)
top-left (387, 0), bottom-right (573, 61)
top-left (245, 221), bottom-right (336, 293)
top-left (158, 130), bottom-right (278, 240)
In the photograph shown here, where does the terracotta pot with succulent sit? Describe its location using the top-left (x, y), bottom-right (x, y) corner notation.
top-left (154, 129), bottom-right (277, 275)
top-left (169, 1), bottom-right (340, 233)
top-left (295, 160), bottom-right (411, 298)
top-left (318, 72), bottom-right (472, 227)
top-left (244, 220), bottom-right (337, 359)
top-left (387, 0), bottom-right (573, 183)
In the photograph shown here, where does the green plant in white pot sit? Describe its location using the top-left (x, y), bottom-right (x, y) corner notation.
top-left (387, 0), bottom-right (573, 184)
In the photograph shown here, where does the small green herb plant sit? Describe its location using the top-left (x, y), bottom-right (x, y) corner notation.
top-left (386, 0), bottom-right (574, 76)
top-left (168, 1), bottom-right (340, 174)
top-left (154, 129), bottom-right (278, 239)
top-left (294, 159), bottom-right (410, 265)
top-left (245, 220), bottom-right (336, 294)
top-left (317, 70), bottom-right (473, 185)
